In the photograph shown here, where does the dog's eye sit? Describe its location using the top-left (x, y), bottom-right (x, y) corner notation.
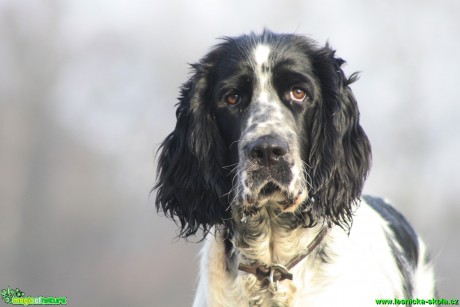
top-left (225, 93), bottom-right (240, 106)
top-left (290, 87), bottom-right (307, 102)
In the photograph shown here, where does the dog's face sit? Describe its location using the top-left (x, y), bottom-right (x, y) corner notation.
top-left (212, 42), bottom-right (321, 215)
top-left (155, 31), bottom-right (371, 237)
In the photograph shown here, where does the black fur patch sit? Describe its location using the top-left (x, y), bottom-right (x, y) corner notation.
top-left (364, 195), bottom-right (419, 296)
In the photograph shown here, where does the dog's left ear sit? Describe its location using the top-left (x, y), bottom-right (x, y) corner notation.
top-left (308, 45), bottom-right (372, 229)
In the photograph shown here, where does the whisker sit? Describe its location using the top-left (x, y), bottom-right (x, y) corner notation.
top-left (229, 139), bottom-right (242, 151)
top-left (301, 161), bottom-right (314, 190)
top-left (222, 162), bottom-right (239, 171)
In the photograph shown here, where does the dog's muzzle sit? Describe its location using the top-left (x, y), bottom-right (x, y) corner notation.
top-left (238, 135), bottom-right (308, 215)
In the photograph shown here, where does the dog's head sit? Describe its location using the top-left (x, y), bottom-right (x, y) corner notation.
top-left (154, 30), bottom-right (371, 237)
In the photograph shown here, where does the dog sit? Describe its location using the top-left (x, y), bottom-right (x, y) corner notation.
top-left (154, 30), bottom-right (436, 306)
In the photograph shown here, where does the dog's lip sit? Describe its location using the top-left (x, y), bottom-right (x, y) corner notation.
top-left (255, 181), bottom-right (294, 207)
top-left (259, 182), bottom-right (282, 197)
top-left (283, 190), bottom-right (308, 212)
top-left (241, 180), bottom-right (307, 212)
top-left (240, 187), bottom-right (307, 217)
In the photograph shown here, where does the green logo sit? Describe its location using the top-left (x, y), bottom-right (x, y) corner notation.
top-left (1, 288), bottom-right (24, 304)
top-left (1, 287), bottom-right (67, 306)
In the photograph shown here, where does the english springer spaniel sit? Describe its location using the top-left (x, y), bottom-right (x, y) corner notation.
top-left (154, 30), bottom-right (436, 306)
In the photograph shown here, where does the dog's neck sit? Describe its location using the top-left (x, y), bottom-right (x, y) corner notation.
top-left (228, 203), bottom-right (321, 268)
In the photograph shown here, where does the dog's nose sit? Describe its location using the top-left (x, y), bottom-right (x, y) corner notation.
top-left (249, 136), bottom-right (289, 166)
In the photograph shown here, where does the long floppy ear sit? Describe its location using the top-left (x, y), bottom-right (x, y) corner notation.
top-left (154, 58), bottom-right (230, 238)
top-left (308, 45), bottom-right (372, 229)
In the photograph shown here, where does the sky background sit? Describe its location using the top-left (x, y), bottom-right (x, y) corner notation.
top-left (1, 0), bottom-right (459, 306)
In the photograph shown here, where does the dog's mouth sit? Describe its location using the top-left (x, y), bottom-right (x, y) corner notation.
top-left (240, 179), bottom-right (307, 217)
top-left (259, 182), bottom-right (282, 197)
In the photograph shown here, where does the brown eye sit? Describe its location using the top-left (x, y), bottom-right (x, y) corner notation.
top-left (225, 93), bottom-right (240, 105)
top-left (290, 87), bottom-right (307, 102)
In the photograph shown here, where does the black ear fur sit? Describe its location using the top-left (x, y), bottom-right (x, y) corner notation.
top-left (154, 60), bottom-right (230, 238)
top-left (308, 45), bottom-right (372, 229)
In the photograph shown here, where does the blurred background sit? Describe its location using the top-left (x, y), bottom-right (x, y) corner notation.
top-left (0, 0), bottom-right (459, 306)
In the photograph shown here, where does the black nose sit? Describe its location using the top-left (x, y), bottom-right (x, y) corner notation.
top-left (249, 136), bottom-right (289, 166)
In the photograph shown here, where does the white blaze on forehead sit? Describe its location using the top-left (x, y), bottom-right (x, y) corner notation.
top-left (253, 44), bottom-right (271, 102)
top-left (254, 44), bottom-right (270, 66)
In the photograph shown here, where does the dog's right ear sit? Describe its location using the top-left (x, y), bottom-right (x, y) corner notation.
top-left (153, 53), bottom-right (231, 239)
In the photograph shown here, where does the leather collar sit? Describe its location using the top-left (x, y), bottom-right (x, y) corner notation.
top-left (237, 226), bottom-right (329, 283)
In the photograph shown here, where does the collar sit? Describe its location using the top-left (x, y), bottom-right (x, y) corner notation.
top-left (237, 225), bottom-right (329, 285)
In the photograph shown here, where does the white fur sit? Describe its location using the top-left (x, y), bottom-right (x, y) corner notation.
top-left (192, 198), bottom-right (436, 306)
top-left (254, 44), bottom-right (270, 67)
top-left (413, 238), bottom-right (437, 297)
